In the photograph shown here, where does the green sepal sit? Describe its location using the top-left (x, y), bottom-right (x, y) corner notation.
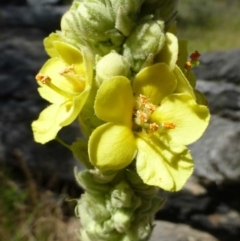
top-left (110, 181), bottom-right (138, 208)
top-left (112, 208), bottom-right (133, 233)
top-left (78, 85), bottom-right (105, 138)
top-left (74, 169), bottom-right (111, 194)
top-left (71, 138), bottom-right (93, 169)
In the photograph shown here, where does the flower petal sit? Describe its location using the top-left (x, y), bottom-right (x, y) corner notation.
top-left (61, 88), bottom-right (90, 126)
top-left (151, 94), bottom-right (210, 145)
top-left (43, 33), bottom-right (63, 57)
top-left (32, 88), bottom-right (90, 144)
top-left (40, 58), bottom-right (79, 95)
top-left (133, 63), bottom-right (177, 105)
top-left (38, 86), bottom-right (66, 104)
top-left (95, 77), bottom-right (134, 126)
top-left (32, 103), bottom-right (67, 144)
top-left (136, 135), bottom-right (194, 191)
top-left (173, 65), bottom-right (196, 100)
top-left (53, 41), bottom-right (85, 74)
top-left (154, 33), bottom-right (178, 70)
top-left (89, 123), bottom-right (137, 171)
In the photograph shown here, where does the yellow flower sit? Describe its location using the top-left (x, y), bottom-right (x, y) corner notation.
top-left (89, 63), bottom-right (210, 191)
top-left (155, 33), bottom-right (207, 105)
top-left (32, 41), bottom-right (92, 144)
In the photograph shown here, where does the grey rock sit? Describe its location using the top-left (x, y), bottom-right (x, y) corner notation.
top-left (0, 0), bottom-right (26, 5)
top-left (0, 98), bottom-right (84, 188)
top-left (0, 28), bottom-right (47, 98)
top-left (191, 209), bottom-right (240, 240)
top-left (196, 80), bottom-right (240, 120)
top-left (193, 48), bottom-right (240, 84)
top-left (0, 6), bottom-right (68, 31)
top-left (0, 19), bottom-right (84, 188)
top-left (189, 115), bottom-right (240, 184)
top-left (27, 0), bottom-right (62, 5)
top-left (150, 221), bottom-right (219, 241)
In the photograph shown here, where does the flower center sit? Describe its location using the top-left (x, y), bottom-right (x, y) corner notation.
top-left (59, 64), bottom-right (86, 92)
top-left (36, 64), bottom-right (85, 99)
top-left (133, 94), bottom-right (176, 134)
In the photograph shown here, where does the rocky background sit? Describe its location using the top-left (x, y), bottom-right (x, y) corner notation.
top-left (0, 1), bottom-right (240, 241)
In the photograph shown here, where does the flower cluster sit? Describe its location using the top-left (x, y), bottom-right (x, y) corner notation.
top-left (32, 0), bottom-right (210, 193)
top-left (32, 1), bottom-right (210, 240)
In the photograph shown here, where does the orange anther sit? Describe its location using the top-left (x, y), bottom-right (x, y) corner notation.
top-left (139, 94), bottom-right (148, 104)
top-left (145, 103), bottom-right (156, 113)
top-left (59, 64), bottom-right (75, 75)
top-left (136, 110), bottom-right (148, 122)
top-left (150, 123), bottom-right (159, 131)
top-left (190, 51), bottom-right (201, 61)
top-left (184, 61), bottom-right (192, 70)
top-left (36, 73), bottom-right (51, 84)
top-left (162, 122), bottom-right (176, 129)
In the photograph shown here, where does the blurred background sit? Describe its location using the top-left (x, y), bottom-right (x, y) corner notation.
top-left (0, 0), bottom-right (240, 240)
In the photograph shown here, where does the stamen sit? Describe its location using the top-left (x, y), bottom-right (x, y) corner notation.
top-left (139, 94), bottom-right (148, 104)
top-left (36, 73), bottom-right (74, 99)
top-left (145, 103), bottom-right (156, 113)
top-left (184, 61), bottom-right (191, 70)
top-left (136, 110), bottom-right (148, 123)
top-left (59, 64), bottom-right (75, 75)
top-left (59, 64), bottom-right (85, 92)
top-left (150, 123), bottom-right (159, 131)
top-left (162, 122), bottom-right (176, 129)
top-left (36, 73), bottom-right (51, 84)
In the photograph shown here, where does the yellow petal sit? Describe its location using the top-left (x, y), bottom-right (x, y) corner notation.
top-left (151, 94), bottom-right (210, 145)
top-left (32, 88), bottom-right (90, 144)
top-left (40, 57), bottom-right (78, 95)
top-left (38, 86), bottom-right (66, 104)
top-left (173, 65), bottom-right (196, 100)
top-left (136, 135), bottom-right (194, 191)
top-left (53, 41), bottom-right (85, 74)
top-left (133, 63), bottom-right (177, 105)
top-left (43, 33), bottom-right (63, 57)
top-left (154, 33), bottom-right (178, 70)
top-left (89, 123), bottom-right (137, 171)
top-left (32, 103), bottom-right (66, 144)
top-left (61, 88), bottom-right (90, 126)
top-left (95, 77), bottom-right (134, 126)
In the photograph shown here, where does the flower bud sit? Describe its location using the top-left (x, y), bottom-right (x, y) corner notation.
top-left (76, 193), bottom-right (110, 226)
top-left (110, 0), bottom-right (144, 36)
top-left (112, 208), bottom-right (133, 233)
top-left (74, 170), bottom-right (111, 194)
top-left (96, 53), bottom-right (131, 86)
top-left (123, 20), bottom-right (165, 72)
top-left (61, 0), bottom-right (125, 55)
top-left (125, 217), bottom-right (152, 241)
top-left (110, 181), bottom-right (135, 208)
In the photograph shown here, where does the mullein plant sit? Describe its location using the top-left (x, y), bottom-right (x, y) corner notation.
top-left (32, 0), bottom-right (210, 240)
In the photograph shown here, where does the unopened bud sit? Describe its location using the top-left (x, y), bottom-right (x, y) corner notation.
top-left (96, 53), bottom-right (130, 86)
